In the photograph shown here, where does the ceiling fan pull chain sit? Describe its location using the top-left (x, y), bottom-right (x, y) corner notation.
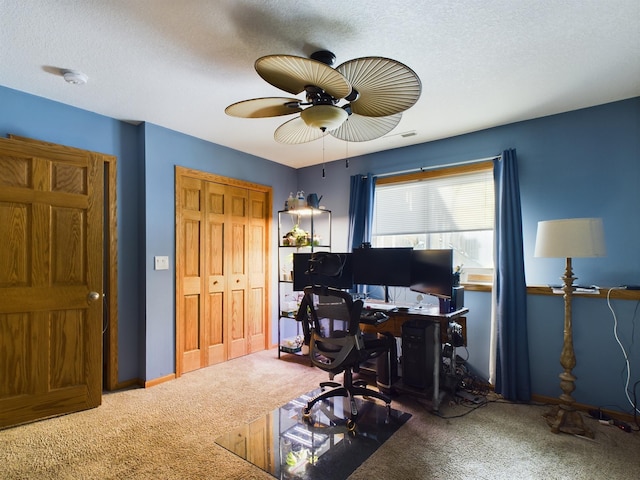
top-left (345, 141), bottom-right (349, 168)
top-left (322, 135), bottom-right (326, 178)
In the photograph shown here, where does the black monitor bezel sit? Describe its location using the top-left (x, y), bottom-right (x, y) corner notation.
top-left (409, 248), bottom-right (454, 298)
top-left (292, 252), bottom-right (353, 291)
top-left (351, 247), bottom-right (413, 287)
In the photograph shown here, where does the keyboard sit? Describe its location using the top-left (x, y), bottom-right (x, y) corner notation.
top-left (360, 310), bottom-right (390, 325)
top-left (362, 302), bottom-right (397, 311)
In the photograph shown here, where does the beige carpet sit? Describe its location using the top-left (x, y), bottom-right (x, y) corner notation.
top-left (1, 349), bottom-right (639, 479)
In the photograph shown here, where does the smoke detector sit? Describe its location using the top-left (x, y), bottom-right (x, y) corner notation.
top-left (62, 69), bottom-right (88, 85)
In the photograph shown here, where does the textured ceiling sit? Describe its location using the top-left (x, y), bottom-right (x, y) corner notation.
top-left (1, 0), bottom-right (639, 168)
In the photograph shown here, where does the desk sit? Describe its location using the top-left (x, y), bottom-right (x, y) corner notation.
top-left (361, 303), bottom-right (469, 411)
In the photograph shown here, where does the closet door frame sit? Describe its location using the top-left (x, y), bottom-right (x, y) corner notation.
top-left (175, 166), bottom-right (272, 377)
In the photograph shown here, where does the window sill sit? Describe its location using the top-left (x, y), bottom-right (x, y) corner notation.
top-left (461, 282), bottom-right (492, 292)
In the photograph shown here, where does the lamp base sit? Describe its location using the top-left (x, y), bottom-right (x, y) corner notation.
top-left (543, 404), bottom-right (594, 438)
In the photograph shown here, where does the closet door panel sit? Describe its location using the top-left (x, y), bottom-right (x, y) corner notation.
top-left (176, 176), bottom-right (205, 374)
top-left (205, 182), bottom-right (226, 365)
top-left (226, 186), bottom-right (248, 359)
top-left (248, 190), bottom-right (267, 352)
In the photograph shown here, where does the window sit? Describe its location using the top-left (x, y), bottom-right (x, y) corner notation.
top-left (372, 162), bottom-right (495, 283)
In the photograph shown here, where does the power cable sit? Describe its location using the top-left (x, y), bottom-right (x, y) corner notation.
top-left (606, 287), bottom-right (640, 415)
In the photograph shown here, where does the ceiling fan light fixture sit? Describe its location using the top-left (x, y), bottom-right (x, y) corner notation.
top-left (300, 105), bottom-right (348, 132)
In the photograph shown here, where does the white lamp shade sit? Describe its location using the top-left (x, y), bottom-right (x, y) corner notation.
top-left (534, 218), bottom-right (606, 258)
top-left (300, 105), bottom-right (348, 131)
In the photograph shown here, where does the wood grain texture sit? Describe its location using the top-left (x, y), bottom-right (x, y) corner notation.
top-left (0, 137), bottom-right (103, 428)
top-left (7, 135), bottom-right (119, 392)
top-left (175, 167), bottom-right (271, 377)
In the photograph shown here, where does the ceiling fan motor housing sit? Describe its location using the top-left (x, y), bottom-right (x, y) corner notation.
top-left (305, 86), bottom-right (337, 106)
top-left (310, 50), bottom-right (336, 66)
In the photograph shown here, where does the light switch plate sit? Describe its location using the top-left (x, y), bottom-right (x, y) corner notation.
top-left (154, 256), bottom-right (169, 270)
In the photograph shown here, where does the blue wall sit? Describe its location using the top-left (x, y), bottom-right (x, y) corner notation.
top-left (0, 86), bottom-right (142, 382)
top-left (0, 85), bottom-right (297, 383)
top-left (297, 97), bottom-right (640, 414)
top-left (2, 84), bottom-right (638, 414)
top-left (140, 123), bottom-right (296, 379)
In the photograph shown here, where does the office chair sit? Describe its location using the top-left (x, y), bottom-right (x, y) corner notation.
top-left (296, 285), bottom-right (392, 430)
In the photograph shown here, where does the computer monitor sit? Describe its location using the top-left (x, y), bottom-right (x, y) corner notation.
top-left (409, 249), bottom-right (454, 298)
top-left (352, 247), bottom-right (413, 287)
top-left (292, 252), bottom-right (353, 291)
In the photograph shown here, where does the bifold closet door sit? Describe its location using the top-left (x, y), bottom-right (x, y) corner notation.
top-left (206, 183), bottom-right (268, 362)
top-left (177, 170), bottom-right (269, 375)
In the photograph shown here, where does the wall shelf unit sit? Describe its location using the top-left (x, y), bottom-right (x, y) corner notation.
top-left (277, 208), bottom-right (331, 358)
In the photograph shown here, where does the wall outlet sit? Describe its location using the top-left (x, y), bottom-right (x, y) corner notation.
top-left (154, 256), bottom-right (169, 270)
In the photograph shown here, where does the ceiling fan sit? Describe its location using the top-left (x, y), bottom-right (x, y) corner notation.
top-left (225, 50), bottom-right (421, 144)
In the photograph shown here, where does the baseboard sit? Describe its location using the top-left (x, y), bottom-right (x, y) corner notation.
top-left (144, 373), bottom-right (176, 388)
top-left (531, 394), bottom-right (636, 424)
top-left (113, 378), bottom-right (144, 390)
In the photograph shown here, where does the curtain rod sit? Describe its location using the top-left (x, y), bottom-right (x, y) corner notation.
top-left (371, 154), bottom-right (501, 179)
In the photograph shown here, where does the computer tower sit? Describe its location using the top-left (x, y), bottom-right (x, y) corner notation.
top-left (401, 320), bottom-right (436, 389)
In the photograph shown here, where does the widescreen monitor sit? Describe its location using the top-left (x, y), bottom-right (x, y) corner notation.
top-left (292, 252), bottom-right (353, 291)
top-left (352, 247), bottom-right (413, 287)
top-left (409, 249), bottom-right (454, 298)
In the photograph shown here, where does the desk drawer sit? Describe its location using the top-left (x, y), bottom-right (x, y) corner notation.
top-left (361, 316), bottom-right (403, 336)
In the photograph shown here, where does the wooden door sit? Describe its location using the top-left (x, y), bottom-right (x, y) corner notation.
top-left (175, 167), bottom-right (271, 376)
top-left (226, 185), bottom-right (249, 359)
top-left (176, 178), bottom-right (234, 373)
top-left (7, 134), bottom-right (119, 391)
top-left (247, 190), bottom-right (267, 353)
top-left (0, 138), bottom-right (103, 428)
top-left (205, 182), bottom-right (226, 365)
top-left (176, 176), bottom-right (205, 374)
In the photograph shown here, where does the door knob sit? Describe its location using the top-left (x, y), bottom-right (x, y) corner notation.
top-left (88, 291), bottom-right (101, 302)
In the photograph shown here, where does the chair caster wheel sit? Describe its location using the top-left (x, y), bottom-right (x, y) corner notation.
top-left (346, 419), bottom-right (356, 433)
top-left (302, 409), bottom-right (313, 424)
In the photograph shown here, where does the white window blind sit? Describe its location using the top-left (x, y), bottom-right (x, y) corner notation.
top-left (373, 169), bottom-right (495, 236)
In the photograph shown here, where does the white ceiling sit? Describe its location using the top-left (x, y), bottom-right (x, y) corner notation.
top-left (2, 1), bottom-right (639, 168)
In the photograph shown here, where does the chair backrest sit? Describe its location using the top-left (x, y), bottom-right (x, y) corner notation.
top-left (299, 286), bottom-right (364, 374)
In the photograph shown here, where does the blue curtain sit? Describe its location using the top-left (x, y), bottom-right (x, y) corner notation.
top-left (347, 174), bottom-right (375, 250)
top-left (493, 149), bottom-right (531, 401)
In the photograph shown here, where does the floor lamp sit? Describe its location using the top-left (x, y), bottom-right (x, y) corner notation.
top-left (534, 218), bottom-right (606, 438)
